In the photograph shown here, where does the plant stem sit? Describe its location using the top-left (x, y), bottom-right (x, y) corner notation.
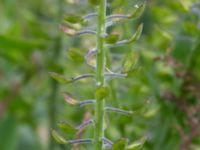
top-left (95, 0), bottom-right (107, 150)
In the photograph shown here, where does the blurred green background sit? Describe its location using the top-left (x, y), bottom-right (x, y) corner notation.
top-left (0, 0), bottom-right (200, 150)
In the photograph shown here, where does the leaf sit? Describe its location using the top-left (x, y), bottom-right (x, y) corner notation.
top-left (0, 116), bottom-right (17, 150)
top-left (105, 34), bottom-right (120, 44)
top-left (51, 130), bottom-right (68, 144)
top-left (48, 72), bottom-right (71, 84)
top-left (57, 122), bottom-right (77, 134)
top-left (88, 0), bottom-right (100, 5)
top-left (95, 86), bottom-right (109, 100)
top-left (125, 137), bottom-right (146, 150)
top-left (129, 1), bottom-right (146, 19)
top-left (112, 138), bottom-right (128, 150)
top-left (122, 51), bottom-right (139, 74)
top-left (128, 24), bottom-right (143, 43)
top-left (0, 35), bottom-right (45, 50)
top-left (62, 92), bottom-right (79, 105)
top-left (64, 15), bottom-right (83, 24)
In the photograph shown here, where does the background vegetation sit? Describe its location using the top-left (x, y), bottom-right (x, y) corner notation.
top-left (0, 0), bottom-right (200, 150)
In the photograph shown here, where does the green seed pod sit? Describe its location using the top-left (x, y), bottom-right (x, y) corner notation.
top-left (51, 130), bottom-right (68, 144)
top-left (64, 14), bottom-right (83, 24)
top-left (48, 72), bottom-right (72, 84)
top-left (128, 1), bottom-right (146, 19)
top-left (57, 121), bottom-right (77, 134)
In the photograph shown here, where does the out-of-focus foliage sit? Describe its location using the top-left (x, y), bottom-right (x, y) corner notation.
top-left (0, 0), bottom-right (200, 150)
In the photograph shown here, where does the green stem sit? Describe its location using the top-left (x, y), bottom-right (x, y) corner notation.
top-left (95, 0), bottom-right (107, 150)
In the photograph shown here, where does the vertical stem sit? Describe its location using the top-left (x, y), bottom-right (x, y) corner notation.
top-left (95, 0), bottom-right (107, 150)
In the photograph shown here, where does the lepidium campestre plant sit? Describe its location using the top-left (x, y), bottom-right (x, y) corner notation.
top-left (49, 0), bottom-right (146, 149)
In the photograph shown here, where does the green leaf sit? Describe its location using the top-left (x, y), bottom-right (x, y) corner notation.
top-left (129, 1), bottom-right (146, 19)
top-left (125, 137), bottom-right (146, 150)
top-left (112, 138), bottom-right (128, 150)
top-left (64, 15), bottom-right (83, 24)
top-left (51, 130), bottom-right (68, 144)
top-left (62, 92), bottom-right (79, 105)
top-left (95, 86), bottom-right (109, 100)
top-left (88, 0), bottom-right (100, 5)
top-left (0, 35), bottom-right (45, 50)
top-left (128, 24), bottom-right (143, 43)
top-left (48, 72), bottom-right (71, 84)
top-left (105, 34), bottom-right (120, 44)
top-left (122, 51), bottom-right (139, 74)
top-left (57, 122), bottom-right (77, 134)
top-left (0, 116), bottom-right (17, 150)
top-left (183, 22), bottom-right (200, 36)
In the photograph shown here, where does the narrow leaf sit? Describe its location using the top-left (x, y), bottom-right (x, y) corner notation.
top-left (112, 138), bottom-right (128, 150)
top-left (51, 130), bottom-right (68, 144)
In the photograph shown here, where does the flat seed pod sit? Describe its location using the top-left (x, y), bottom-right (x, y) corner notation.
top-left (85, 49), bottom-right (97, 67)
top-left (57, 121), bottom-right (77, 134)
top-left (62, 92), bottom-right (79, 105)
top-left (64, 15), bottom-right (83, 24)
top-left (68, 48), bottom-right (84, 63)
top-left (59, 25), bottom-right (77, 36)
top-left (51, 130), bottom-right (68, 144)
top-left (128, 24), bottom-right (143, 44)
top-left (48, 72), bottom-right (72, 84)
top-left (129, 1), bottom-right (146, 19)
top-left (121, 52), bottom-right (139, 74)
top-left (125, 137), bottom-right (146, 150)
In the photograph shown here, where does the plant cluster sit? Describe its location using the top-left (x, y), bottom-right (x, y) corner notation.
top-left (49, 0), bottom-right (146, 149)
